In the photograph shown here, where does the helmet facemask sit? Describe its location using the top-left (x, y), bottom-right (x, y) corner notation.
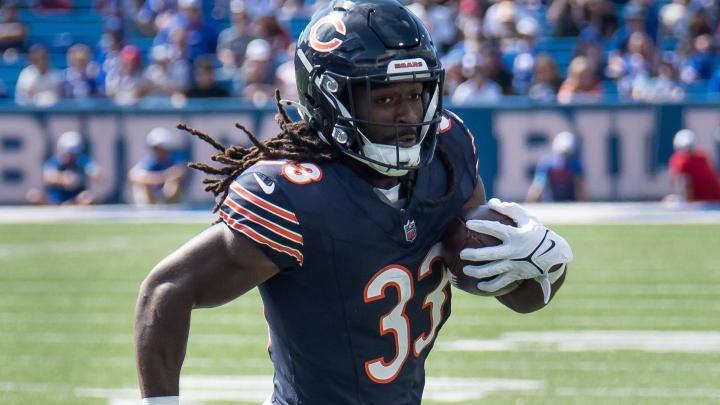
top-left (317, 68), bottom-right (444, 176)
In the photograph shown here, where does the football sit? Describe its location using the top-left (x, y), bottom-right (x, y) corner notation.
top-left (442, 205), bottom-right (523, 296)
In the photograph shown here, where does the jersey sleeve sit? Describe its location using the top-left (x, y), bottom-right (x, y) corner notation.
top-left (218, 165), bottom-right (304, 271)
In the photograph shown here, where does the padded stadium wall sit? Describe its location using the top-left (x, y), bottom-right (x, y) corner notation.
top-left (0, 100), bottom-right (718, 204)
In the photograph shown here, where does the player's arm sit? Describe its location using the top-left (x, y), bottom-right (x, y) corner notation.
top-left (134, 223), bottom-right (278, 399)
top-left (525, 163), bottom-right (548, 203)
top-left (128, 166), bottom-right (170, 186)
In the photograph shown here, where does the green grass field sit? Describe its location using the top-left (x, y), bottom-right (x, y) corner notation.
top-left (1, 222), bottom-right (719, 404)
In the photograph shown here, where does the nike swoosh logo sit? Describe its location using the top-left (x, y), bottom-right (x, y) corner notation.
top-left (538, 239), bottom-right (556, 257)
top-left (253, 173), bottom-right (275, 194)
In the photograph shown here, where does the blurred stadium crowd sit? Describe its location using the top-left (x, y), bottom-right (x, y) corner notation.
top-left (2, 0), bottom-right (720, 107)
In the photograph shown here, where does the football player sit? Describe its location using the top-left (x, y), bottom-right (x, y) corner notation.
top-left (134, 1), bottom-right (573, 404)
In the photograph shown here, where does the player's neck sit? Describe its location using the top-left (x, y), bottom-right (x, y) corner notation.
top-left (343, 157), bottom-right (404, 189)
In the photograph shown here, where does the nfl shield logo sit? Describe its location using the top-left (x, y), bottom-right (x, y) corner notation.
top-left (403, 219), bottom-right (417, 243)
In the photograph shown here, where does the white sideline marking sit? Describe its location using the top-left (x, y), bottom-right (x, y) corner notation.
top-left (554, 387), bottom-right (720, 399)
top-left (453, 358), bottom-right (720, 373)
top-left (74, 376), bottom-right (543, 404)
top-left (1, 202), bottom-right (720, 225)
top-left (439, 330), bottom-right (720, 352)
top-left (0, 237), bottom-right (134, 257)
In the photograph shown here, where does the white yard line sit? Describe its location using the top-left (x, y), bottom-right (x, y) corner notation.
top-left (439, 330), bottom-right (720, 353)
top-left (445, 358), bottom-right (720, 373)
top-left (74, 376), bottom-right (544, 404)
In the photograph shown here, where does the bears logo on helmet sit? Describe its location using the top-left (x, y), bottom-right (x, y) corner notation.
top-left (309, 15), bottom-right (347, 53)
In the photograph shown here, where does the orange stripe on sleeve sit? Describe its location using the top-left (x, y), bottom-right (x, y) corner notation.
top-left (230, 182), bottom-right (299, 225)
top-left (224, 197), bottom-right (303, 245)
top-left (219, 211), bottom-right (303, 265)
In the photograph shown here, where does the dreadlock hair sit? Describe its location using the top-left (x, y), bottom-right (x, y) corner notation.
top-left (179, 90), bottom-right (339, 213)
top-left (180, 90), bottom-right (456, 214)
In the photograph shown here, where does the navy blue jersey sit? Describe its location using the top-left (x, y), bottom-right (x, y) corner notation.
top-left (218, 111), bottom-right (479, 405)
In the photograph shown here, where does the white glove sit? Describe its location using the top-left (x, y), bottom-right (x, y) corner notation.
top-left (460, 198), bottom-right (573, 303)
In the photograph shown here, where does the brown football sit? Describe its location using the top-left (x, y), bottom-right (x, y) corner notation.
top-left (442, 205), bottom-right (523, 296)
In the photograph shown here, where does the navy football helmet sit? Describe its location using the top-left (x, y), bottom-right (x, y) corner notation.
top-left (295, 0), bottom-right (444, 176)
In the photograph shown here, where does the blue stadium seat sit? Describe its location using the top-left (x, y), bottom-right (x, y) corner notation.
top-left (289, 17), bottom-right (310, 41)
top-left (536, 37), bottom-right (577, 53)
top-left (18, 8), bottom-right (100, 23)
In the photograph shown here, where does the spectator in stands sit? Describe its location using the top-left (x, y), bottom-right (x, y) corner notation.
top-left (546, 0), bottom-right (584, 37)
top-left (252, 14), bottom-right (291, 64)
top-left (558, 55), bottom-right (604, 103)
top-left (275, 0), bottom-right (312, 28)
top-left (0, 78), bottom-right (8, 97)
top-left (485, 0), bottom-right (519, 41)
top-left (137, 0), bottom-right (178, 36)
top-left (631, 53), bottom-right (685, 102)
top-left (678, 33), bottom-right (714, 86)
top-left (217, 3), bottom-right (255, 78)
top-left (154, 0), bottom-right (217, 64)
top-left (660, 0), bottom-right (691, 39)
top-left (661, 0), bottom-right (714, 40)
top-left (62, 44), bottom-right (101, 99)
top-left (508, 17), bottom-right (541, 95)
top-left (93, 0), bottom-right (125, 38)
top-left (457, 0), bottom-right (488, 26)
top-left (185, 54), bottom-right (229, 98)
top-left (608, 31), bottom-right (657, 97)
top-left (574, 27), bottom-right (606, 78)
top-left (26, 131), bottom-right (100, 205)
top-left (665, 129), bottom-right (720, 203)
top-left (451, 57), bottom-right (503, 104)
top-left (15, 44), bottom-right (63, 106)
top-left (144, 44), bottom-right (190, 98)
top-left (36, 0), bottom-right (72, 11)
top-left (526, 131), bottom-right (586, 202)
top-left (0, 1), bottom-right (27, 53)
top-left (608, 1), bottom-right (657, 54)
top-left (547, 0), bottom-right (617, 39)
top-left (105, 44), bottom-right (148, 105)
top-left (444, 17), bottom-right (484, 71)
top-left (407, 0), bottom-right (458, 54)
top-left (685, 5), bottom-right (713, 39)
top-left (441, 52), bottom-right (465, 97)
top-left (128, 127), bottom-right (187, 205)
top-left (528, 53), bottom-right (563, 102)
top-left (484, 0), bottom-right (539, 41)
top-left (708, 66), bottom-right (720, 96)
top-left (274, 42), bottom-right (297, 100)
top-left (96, 28), bottom-right (124, 87)
top-left (482, 43), bottom-right (514, 95)
top-left (237, 0), bottom-right (277, 20)
top-left (584, 0), bottom-right (618, 39)
top-left (236, 38), bottom-right (275, 105)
